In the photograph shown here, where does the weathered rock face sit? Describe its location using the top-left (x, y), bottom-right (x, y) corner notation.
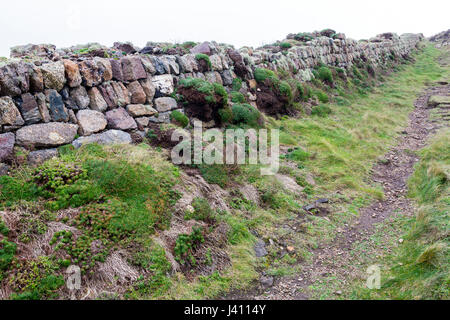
top-left (429, 29), bottom-right (450, 47)
top-left (190, 42), bottom-right (214, 56)
top-left (152, 74), bottom-right (174, 97)
top-left (88, 87), bottom-right (108, 112)
top-left (105, 107), bottom-right (137, 130)
top-left (70, 86), bottom-right (90, 109)
top-left (27, 148), bottom-right (58, 166)
top-left (127, 81), bottom-right (147, 104)
top-left (72, 129), bottom-right (132, 148)
top-left (40, 61), bottom-right (66, 91)
top-left (15, 122), bottom-right (78, 147)
top-left (121, 56), bottom-right (147, 81)
top-left (16, 93), bottom-right (42, 124)
top-left (76, 109), bottom-right (107, 135)
top-left (154, 97), bottom-right (177, 113)
top-left (126, 104), bottom-right (157, 117)
top-left (0, 132), bottom-right (15, 161)
top-left (63, 59), bottom-right (82, 87)
top-left (46, 89), bottom-right (69, 122)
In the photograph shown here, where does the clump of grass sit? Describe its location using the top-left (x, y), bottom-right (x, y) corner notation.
top-left (198, 164), bottom-right (234, 188)
top-left (280, 42), bottom-right (292, 49)
top-left (185, 197), bottom-right (215, 222)
top-left (170, 110), bottom-right (189, 128)
top-left (317, 66), bottom-right (334, 84)
top-left (195, 53), bottom-right (212, 70)
top-left (9, 257), bottom-right (64, 300)
top-left (254, 68), bottom-right (277, 83)
top-left (0, 218), bottom-right (10, 236)
top-left (311, 104), bottom-right (332, 117)
top-left (314, 90), bottom-right (329, 103)
top-left (0, 239), bottom-right (16, 274)
top-left (174, 226), bottom-right (205, 265)
top-left (179, 77), bottom-right (228, 107)
top-left (230, 91), bottom-right (246, 103)
top-left (231, 103), bottom-right (262, 127)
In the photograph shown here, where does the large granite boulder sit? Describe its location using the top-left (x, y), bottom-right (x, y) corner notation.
top-left (15, 122), bottom-right (78, 147)
top-left (152, 74), bottom-right (174, 97)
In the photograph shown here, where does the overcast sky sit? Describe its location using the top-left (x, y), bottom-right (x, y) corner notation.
top-left (1, 0), bottom-right (448, 57)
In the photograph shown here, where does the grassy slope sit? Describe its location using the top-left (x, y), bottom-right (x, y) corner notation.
top-left (163, 44), bottom-right (448, 299)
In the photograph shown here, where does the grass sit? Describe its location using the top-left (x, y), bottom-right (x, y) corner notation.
top-left (271, 45), bottom-right (445, 199)
top-left (1, 44), bottom-right (447, 301)
top-left (351, 129), bottom-right (449, 300)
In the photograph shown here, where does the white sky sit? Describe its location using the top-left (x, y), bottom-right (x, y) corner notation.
top-left (1, 0), bottom-right (449, 57)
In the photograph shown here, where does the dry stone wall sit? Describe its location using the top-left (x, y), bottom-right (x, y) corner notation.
top-left (0, 31), bottom-right (423, 166)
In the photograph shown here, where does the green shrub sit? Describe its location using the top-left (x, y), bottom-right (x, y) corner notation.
top-left (286, 148), bottom-right (310, 162)
top-left (8, 257), bottom-right (64, 299)
top-left (195, 53), bottom-right (212, 69)
top-left (352, 65), bottom-right (364, 80)
top-left (295, 33), bottom-right (314, 42)
top-left (0, 239), bottom-right (16, 271)
top-left (218, 107), bottom-right (233, 124)
top-left (317, 66), bottom-right (333, 84)
top-left (232, 78), bottom-right (243, 92)
top-left (280, 42), bottom-right (292, 49)
top-left (335, 67), bottom-right (346, 77)
top-left (314, 90), bottom-right (329, 103)
top-left (199, 164), bottom-right (230, 188)
top-left (0, 176), bottom-right (39, 207)
top-left (174, 226), bottom-right (205, 265)
top-left (254, 68), bottom-right (277, 83)
top-left (179, 78), bottom-right (228, 107)
top-left (230, 91), bottom-right (246, 103)
top-left (181, 41), bottom-right (197, 49)
top-left (289, 79), bottom-right (305, 101)
top-left (231, 103), bottom-right (261, 127)
top-left (34, 160), bottom-right (87, 192)
top-left (132, 243), bottom-right (172, 297)
top-left (0, 218), bottom-right (9, 236)
top-left (170, 110), bottom-right (189, 128)
top-left (278, 80), bottom-right (293, 100)
top-left (213, 83), bottom-right (228, 106)
top-left (185, 197), bottom-right (215, 222)
top-left (261, 189), bottom-right (286, 210)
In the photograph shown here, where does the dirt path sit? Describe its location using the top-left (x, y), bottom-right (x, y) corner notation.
top-left (226, 83), bottom-right (450, 300)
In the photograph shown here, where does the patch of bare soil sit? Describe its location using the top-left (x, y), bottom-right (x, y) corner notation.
top-left (225, 83), bottom-right (450, 300)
